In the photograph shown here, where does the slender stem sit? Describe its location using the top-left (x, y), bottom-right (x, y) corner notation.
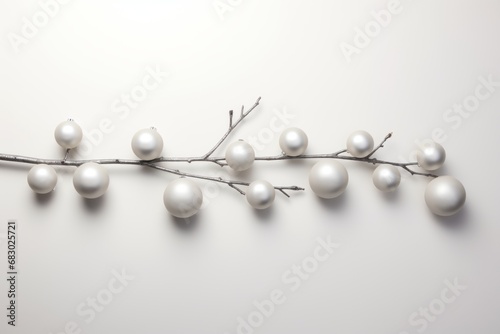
top-left (156, 134), bottom-right (436, 177)
top-left (143, 162), bottom-right (303, 196)
top-left (63, 149), bottom-right (70, 161)
top-left (366, 132), bottom-right (392, 158)
top-left (0, 153), bottom-right (304, 196)
top-left (200, 97), bottom-right (261, 159)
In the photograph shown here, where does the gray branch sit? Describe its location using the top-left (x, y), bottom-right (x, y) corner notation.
top-left (0, 97), bottom-right (437, 201)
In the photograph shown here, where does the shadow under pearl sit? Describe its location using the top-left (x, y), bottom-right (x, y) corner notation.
top-left (168, 211), bottom-right (201, 232)
top-left (433, 205), bottom-right (471, 232)
top-left (34, 191), bottom-right (55, 205)
top-left (81, 195), bottom-right (107, 213)
top-left (251, 205), bottom-right (276, 222)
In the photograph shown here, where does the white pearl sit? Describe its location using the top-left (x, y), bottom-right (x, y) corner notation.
top-left (73, 163), bottom-right (110, 199)
top-left (131, 128), bottom-right (164, 160)
top-left (225, 140), bottom-right (255, 171)
top-left (54, 120), bottom-right (83, 149)
top-left (417, 141), bottom-right (446, 171)
top-left (163, 178), bottom-right (203, 218)
top-left (279, 127), bottom-right (308, 156)
top-left (372, 165), bottom-right (401, 192)
top-left (346, 130), bottom-right (374, 158)
top-left (27, 164), bottom-right (58, 194)
top-left (309, 161), bottom-right (348, 199)
top-left (425, 176), bottom-right (466, 216)
top-left (246, 180), bottom-right (275, 210)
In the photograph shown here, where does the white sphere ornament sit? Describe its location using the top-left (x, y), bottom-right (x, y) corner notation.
top-left (54, 120), bottom-right (83, 149)
top-left (163, 178), bottom-right (203, 218)
top-left (417, 141), bottom-right (446, 171)
top-left (279, 127), bottom-right (308, 156)
top-left (73, 163), bottom-right (110, 199)
top-left (131, 128), bottom-right (164, 160)
top-left (27, 164), bottom-right (58, 194)
top-left (372, 165), bottom-right (401, 192)
top-left (225, 140), bottom-right (255, 172)
top-left (246, 180), bottom-right (276, 210)
top-left (425, 176), bottom-right (466, 216)
top-left (309, 161), bottom-right (349, 199)
top-left (346, 130), bottom-right (374, 158)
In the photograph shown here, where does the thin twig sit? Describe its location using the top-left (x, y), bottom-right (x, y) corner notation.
top-left (0, 153), bottom-right (304, 196)
top-left (366, 132), bottom-right (392, 158)
top-left (201, 97), bottom-right (261, 159)
top-left (63, 149), bottom-right (70, 161)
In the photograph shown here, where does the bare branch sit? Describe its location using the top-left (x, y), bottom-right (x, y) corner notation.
top-left (366, 132), bottom-right (392, 158)
top-left (201, 97), bottom-right (261, 159)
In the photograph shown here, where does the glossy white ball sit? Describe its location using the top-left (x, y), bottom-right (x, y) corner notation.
top-left (131, 128), bottom-right (164, 160)
top-left (225, 140), bottom-right (255, 171)
top-left (417, 141), bottom-right (446, 171)
top-left (425, 176), bottom-right (466, 216)
top-left (246, 180), bottom-right (276, 210)
top-left (73, 163), bottom-right (110, 199)
top-left (279, 127), bottom-right (308, 156)
top-left (309, 161), bottom-right (349, 199)
top-left (27, 164), bottom-right (58, 194)
top-left (163, 178), bottom-right (203, 218)
top-left (54, 120), bottom-right (83, 149)
top-left (372, 165), bottom-right (401, 192)
top-left (346, 130), bottom-right (374, 158)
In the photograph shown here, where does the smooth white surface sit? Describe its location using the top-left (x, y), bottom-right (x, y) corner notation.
top-left (0, 1), bottom-right (499, 333)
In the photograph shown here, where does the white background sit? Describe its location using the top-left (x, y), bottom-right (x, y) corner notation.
top-left (1, 0), bottom-right (499, 333)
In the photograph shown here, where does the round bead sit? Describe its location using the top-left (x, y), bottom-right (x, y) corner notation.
top-left (131, 128), bottom-right (164, 160)
top-left (246, 180), bottom-right (276, 210)
top-left (225, 140), bottom-right (255, 171)
top-left (73, 163), bottom-right (110, 199)
top-left (417, 141), bottom-right (446, 171)
top-left (346, 130), bottom-right (374, 158)
top-left (163, 178), bottom-right (203, 218)
top-left (54, 120), bottom-right (83, 149)
top-left (425, 176), bottom-right (466, 216)
top-left (279, 127), bottom-right (308, 156)
top-left (372, 165), bottom-right (401, 192)
top-left (27, 164), bottom-right (58, 194)
top-left (309, 161), bottom-right (349, 199)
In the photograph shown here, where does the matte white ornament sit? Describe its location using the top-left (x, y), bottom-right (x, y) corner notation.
top-left (309, 161), bottom-right (349, 199)
top-left (163, 178), bottom-right (203, 218)
top-left (27, 164), bottom-right (58, 194)
top-left (131, 128), bottom-right (164, 160)
top-left (246, 180), bottom-right (275, 209)
top-left (417, 141), bottom-right (446, 171)
top-left (225, 140), bottom-right (255, 171)
top-left (425, 176), bottom-right (466, 216)
top-left (73, 162), bottom-right (110, 199)
top-left (372, 164), bottom-right (401, 192)
top-left (279, 127), bottom-right (308, 156)
top-left (346, 130), bottom-right (374, 158)
top-left (54, 120), bottom-right (83, 149)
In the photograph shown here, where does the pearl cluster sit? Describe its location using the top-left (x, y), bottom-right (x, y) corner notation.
top-left (220, 128), bottom-right (465, 216)
top-left (24, 120), bottom-right (466, 218)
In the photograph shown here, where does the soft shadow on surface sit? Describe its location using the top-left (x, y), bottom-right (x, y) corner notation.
top-left (33, 191), bottom-right (54, 205)
top-left (81, 195), bottom-right (107, 213)
top-left (380, 189), bottom-right (401, 203)
top-left (316, 191), bottom-right (350, 211)
top-left (433, 205), bottom-right (471, 232)
top-left (251, 205), bottom-right (276, 223)
top-left (168, 212), bottom-right (201, 232)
